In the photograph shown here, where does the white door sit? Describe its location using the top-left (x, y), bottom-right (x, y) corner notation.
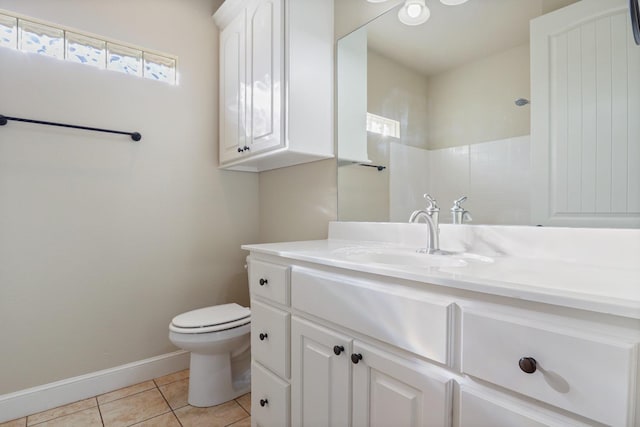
top-left (219, 11), bottom-right (247, 164)
top-left (246, 0), bottom-right (284, 155)
top-left (351, 341), bottom-right (454, 427)
top-left (291, 316), bottom-right (351, 427)
top-left (531, 0), bottom-right (640, 227)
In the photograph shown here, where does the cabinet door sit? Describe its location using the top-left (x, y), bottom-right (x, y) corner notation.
top-left (219, 11), bottom-right (247, 164)
top-left (352, 341), bottom-right (454, 427)
top-left (291, 316), bottom-right (351, 427)
top-left (246, 0), bottom-right (284, 154)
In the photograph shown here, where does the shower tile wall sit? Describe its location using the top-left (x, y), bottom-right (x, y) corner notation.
top-left (389, 135), bottom-right (531, 224)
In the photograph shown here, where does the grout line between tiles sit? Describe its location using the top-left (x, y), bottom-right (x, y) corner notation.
top-left (96, 397), bottom-right (106, 427)
top-left (172, 410), bottom-right (185, 427)
top-left (236, 401), bottom-right (250, 418)
top-left (98, 386), bottom-right (157, 408)
top-left (27, 398), bottom-right (99, 427)
top-left (224, 414), bottom-right (250, 427)
top-left (126, 409), bottom-right (172, 427)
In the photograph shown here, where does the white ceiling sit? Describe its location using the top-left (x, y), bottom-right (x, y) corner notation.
top-left (365, 0), bottom-right (579, 76)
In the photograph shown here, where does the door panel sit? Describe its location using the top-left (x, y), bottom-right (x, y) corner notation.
top-left (352, 341), bottom-right (454, 427)
top-left (291, 316), bottom-right (351, 427)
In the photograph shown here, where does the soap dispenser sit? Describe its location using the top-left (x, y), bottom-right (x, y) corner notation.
top-left (451, 196), bottom-right (472, 224)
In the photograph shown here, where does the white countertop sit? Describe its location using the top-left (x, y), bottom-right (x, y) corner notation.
top-left (242, 223), bottom-right (640, 319)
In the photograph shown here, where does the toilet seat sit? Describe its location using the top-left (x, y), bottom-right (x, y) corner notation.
top-left (170, 303), bottom-right (251, 334)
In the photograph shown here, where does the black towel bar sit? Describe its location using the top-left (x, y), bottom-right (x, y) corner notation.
top-left (359, 163), bottom-right (386, 172)
top-left (0, 114), bottom-right (141, 141)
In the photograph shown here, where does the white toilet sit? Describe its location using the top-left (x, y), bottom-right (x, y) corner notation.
top-left (169, 303), bottom-right (251, 407)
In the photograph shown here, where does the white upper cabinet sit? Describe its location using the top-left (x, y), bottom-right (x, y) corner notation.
top-left (219, 11), bottom-right (247, 165)
top-left (213, 0), bottom-right (334, 172)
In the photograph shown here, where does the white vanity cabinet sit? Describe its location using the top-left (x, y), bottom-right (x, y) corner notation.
top-left (213, 0), bottom-right (334, 172)
top-left (460, 305), bottom-right (639, 427)
top-left (245, 251), bottom-right (640, 427)
top-left (248, 258), bottom-right (292, 427)
top-left (291, 317), bottom-right (454, 427)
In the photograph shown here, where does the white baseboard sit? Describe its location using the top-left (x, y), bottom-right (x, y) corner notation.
top-left (0, 350), bottom-right (189, 423)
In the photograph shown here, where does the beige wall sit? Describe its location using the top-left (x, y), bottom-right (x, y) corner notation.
top-left (258, 159), bottom-right (336, 243)
top-left (426, 43), bottom-right (531, 150)
top-left (0, 0), bottom-right (259, 394)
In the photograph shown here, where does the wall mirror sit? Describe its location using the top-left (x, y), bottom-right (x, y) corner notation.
top-left (337, 0), bottom-right (640, 228)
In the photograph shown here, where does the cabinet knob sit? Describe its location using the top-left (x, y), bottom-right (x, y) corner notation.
top-left (333, 345), bottom-right (344, 356)
top-left (259, 398), bottom-right (268, 407)
top-left (351, 353), bottom-right (363, 364)
top-left (519, 357), bottom-right (537, 374)
top-left (259, 332), bottom-right (268, 341)
top-left (244, 145), bottom-right (250, 151)
top-left (259, 278), bottom-right (268, 286)
top-left (237, 147), bottom-right (244, 153)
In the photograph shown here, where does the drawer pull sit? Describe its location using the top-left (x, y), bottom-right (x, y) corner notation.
top-left (518, 357), bottom-right (537, 374)
top-left (333, 345), bottom-right (345, 355)
top-left (351, 353), bottom-right (363, 364)
top-left (260, 398), bottom-right (268, 407)
top-left (259, 278), bottom-right (268, 286)
top-left (259, 332), bottom-right (268, 341)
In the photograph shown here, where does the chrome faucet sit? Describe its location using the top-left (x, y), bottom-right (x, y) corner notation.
top-left (409, 194), bottom-right (440, 253)
top-left (451, 196), bottom-right (472, 224)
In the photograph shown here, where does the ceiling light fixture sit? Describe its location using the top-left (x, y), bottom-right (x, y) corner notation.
top-left (398, 0), bottom-right (430, 26)
top-left (440, 0), bottom-right (469, 5)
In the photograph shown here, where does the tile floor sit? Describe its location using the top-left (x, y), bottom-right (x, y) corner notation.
top-left (1, 370), bottom-right (251, 427)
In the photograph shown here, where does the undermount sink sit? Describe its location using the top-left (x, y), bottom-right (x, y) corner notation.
top-left (331, 247), bottom-right (493, 269)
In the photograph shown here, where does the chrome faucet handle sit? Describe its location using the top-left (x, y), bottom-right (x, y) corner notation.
top-left (451, 196), bottom-right (472, 224)
top-left (424, 194), bottom-right (440, 212)
top-left (452, 196), bottom-right (467, 209)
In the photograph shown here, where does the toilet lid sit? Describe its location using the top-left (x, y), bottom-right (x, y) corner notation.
top-left (171, 303), bottom-right (250, 332)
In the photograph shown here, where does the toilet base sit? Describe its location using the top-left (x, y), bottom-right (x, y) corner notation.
top-left (188, 352), bottom-right (251, 407)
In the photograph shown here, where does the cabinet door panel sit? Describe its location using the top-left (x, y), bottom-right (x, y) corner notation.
top-left (457, 384), bottom-right (592, 427)
top-left (248, 259), bottom-right (290, 305)
top-left (291, 316), bottom-right (351, 427)
top-left (219, 11), bottom-right (246, 164)
top-left (247, 0), bottom-right (283, 153)
top-left (352, 341), bottom-right (454, 427)
top-left (252, 361), bottom-right (290, 427)
top-left (251, 300), bottom-right (290, 379)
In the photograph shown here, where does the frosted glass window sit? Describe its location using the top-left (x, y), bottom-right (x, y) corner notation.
top-left (19, 20), bottom-right (64, 59)
top-left (143, 52), bottom-right (176, 84)
top-left (0, 10), bottom-right (177, 84)
top-left (66, 32), bottom-right (105, 69)
top-left (367, 112), bottom-right (400, 138)
top-left (0, 13), bottom-right (17, 49)
top-left (107, 43), bottom-right (142, 76)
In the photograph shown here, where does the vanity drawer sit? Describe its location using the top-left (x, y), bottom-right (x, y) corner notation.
top-left (251, 299), bottom-right (290, 379)
top-left (291, 267), bottom-right (455, 365)
top-left (249, 259), bottom-right (290, 306)
top-left (461, 307), bottom-right (638, 427)
top-left (457, 383), bottom-right (592, 427)
top-left (252, 361), bottom-right (290, 427)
